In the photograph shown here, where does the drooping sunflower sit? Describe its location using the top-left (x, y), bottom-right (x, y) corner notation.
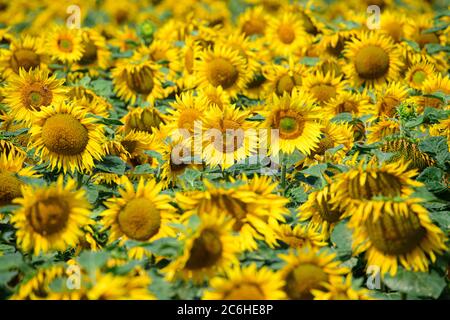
top-left (0, 151), bottom-right (40, 207)
top-left (261, 90), bottom-right (323, 155)
top-left (195, 45), bottom-right (252, 98)
top-left (203, 263), bottom-right (286, 300)
top-left (373, 82), bottom-right (410, 118)
top-left (11, 176), bottom-right (92, 255)
top-left (163, 213), bottom-right (240, 283)
top-left (343, 32), bottom-right (403, 88)
top-left (318, 29), bottom-right (359, 58)
top-left (262, 57), bottom-right (306, 97)
top-left (28, 101), bottom-right (105, 173)
top-left (0, 35), bottom-right (49, 78)
top-left (279, 247), bottom-right (349, 300)
top-left (72, 28), bottom-right (111, 72)
top-left (100, 176), bottom-right (178, 253)
top-left (298, 184), bottom-right (348, 237)
top-left (311, 275), bottom-right (375, 300)
top-left (266, 12), bottom-right (307, 57)
top-left (324, 90), bottom-right (373, 118)
top-left (275, 223), bottom-right (327, 249)
top-left (45, 26), bottom-right (85, 63)
top-left (201, 104), bottom-right (258, 169)
top-left (67, 84), bottom-right (112, 118)
top-left (176, 36), bottom-right (203, 90)
top-left (104, 130), bottom-right (157, 165)
top-left (366, 118), bottom-right (400, 144)
top-left (4, 68), bottom-right (66, 124)
top-left (349, 198), bottom-right (447, 276)
top-left (413, 73), bottom-right (450, 111)
top-left (112, 58), bottom-right (166, 105)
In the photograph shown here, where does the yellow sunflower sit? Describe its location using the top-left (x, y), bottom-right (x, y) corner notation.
top-left (197, 84), bottom-right (231, 110)
top-left (429, 118), bottom-right (450, 151)
top-left (45, 26), bottom-right (85, 63)
top-left (377, 11), bottom-right (407, 43)
top-left (404, 59), bottom-right (437, 90)
top-left (279, 247), bottom-right (349, 300)
top-left (275, 223), bottom-right (327, 249)
top-left (28, 101), bottom-right (105, 173)
top-left (195, 45), bottom-right (252, 98)
top-left (4, 68), bottom-right (66, 124)
top-left (237, 6), bottom-right (269, 38)
top-left (311, 274), bottom-right (375, 300)
top-left (303, 71), bottom-right (347, 106)
top-left (266, 12), bottom-right (307, 57)
top-left (366, 118), bottom-right (400, 144)
top-left (203, 263), bottom-right (286, 300)
top-left (261, 90), bottom-right (323, 155)
top-left (373, 82), bottom-right (410, 118)
top-left (343, 32), bottom-right (403, 88)
top-left (414, 73), bottom-right (450, 111)
top-left (11, 176), bottom-right (92, 255)
top-left (109, 25), bottom-right (142, 52)
top-left (404, 15), bottom-right (447, 50)
top-left (262, 57), bottom-right (306, 97)
top-left (100, 176), bottom-right (178, 255)
top-left (176, 36), bottom-right (203, 90)
top-left (73, 28), bottom-right (111, 72)
top-left (119, 106), bottom-right (167, 135)
top-left (324, 90), bottom-right (373, 118)
top-left (200, 104), bottom-right (258, 169)
top-left (163, 213), bottom-right (240, 283)
top-left (349, 198), bottom-right (447, 276)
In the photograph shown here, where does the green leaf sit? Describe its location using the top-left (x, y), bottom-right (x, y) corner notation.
top-left (0, 253), bottom-right (23, 272)
top-left (89, 115), bottom-right (123, 126)
top-left (425, 44), bottom-right (450, 55)
top-left (417, 167), bottom-right (447, 193)
top-left (0, 271), bottom-right (18, 286)
top-left (330, 220), bottom-right (353, 258)
top-left (96, 156), bottom-right (126, 174)
top-left (419, 136), bottom-right (450, 165)
top-left (300, 57), bottom-right (320, 66)
top-left (142, 237), bottom-right (182, 258)
top-left (423, 24), bottom-right (449, 34)
top-left (331, 112), bottom-right (353, 123)
top-left (383, 269), bottom-right (446, 299)
top-left (402, 39), bottom-right (420, 52)
top-left (429, 211), bottom-right (450, 231)
top-left (283, 150), bottom-right (305, 167)
top-left (90, 79), bottom-right (114, 97)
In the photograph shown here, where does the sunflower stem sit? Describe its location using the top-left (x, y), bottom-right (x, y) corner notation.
top-left (76, 172), bottom-right (84, 189)
top-left (401, 292), bottom-right (407, 300)
top-left (281, 163), bottom-right (287, 192)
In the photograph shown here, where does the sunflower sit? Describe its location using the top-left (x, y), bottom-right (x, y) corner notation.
top-left (91, 172), bottom-right (122, 186)
top-left (279, 247), bottom-right (349, 300)
top-left (262, 57), bottom-right (306, 97)
top-left (4, 68), bottom-right (66, 124)
top-left (266, 12), bottom-right (307, 57)
top-left (195, 45), bottom-right (251, 98)
top-left (261, 91), bottom-right (323, 155)
top-left (331, 160), bottom-right (423, 218)
top-left (0, 151), bottom-right (40, 207)
top-left (100, 176), bottom-right (178, 251)
top-left (163, 213), bottom-right (240, 283)
top-left (366, 119), bottom-right (400, 144)
top-left (373, 82), bottom-right (410, 118)
top-left (275, 223), bottom-right (327, 249)
top-left (405, 60), bottom-right (436, 91)
top-left (176, 177), bottom-right (288, 251)
top-left (109, 26), bottom-right (142, 52)
top-left (0, 35), bottom-right (48, 78)
top-left (201, 104), bottom-right (258, 169)
top-left (343, 32), bottom-right (403, 88)
top-left (404, 15), bottom-right (447, 50)
top-left (429, 118), bottom-right (450, 151)
top-left (176, 36), bottom-right (203, 90)
top-left (377, 11), bottom-right (407, 43)
top-left (45, 26), bottom-right (84, 63)
top-left (318, 29), bottom-right (359, 58)
top-left (119, 106), bottom-right (167, 134)
top-left (311, 274), bottom-right (374, 300)
top-left (324, 90), bottom-right (373, 118)
top-left (72, 28), bottom-right (111, 72)
top-left (67, 85), bottom-right (112, 118)
top-left (0, 139), bottom-right (25, 157)
top-left (112, 58), bottom-right (166, 105)
top-left (203, 263), bottom-right (286, 300)
top-left (11, 176), bottom-right (92, 255)
top-left (414, 73), bottom-right (450, 111)
top-left (28, 101), bottom-right (105, 173)
top-left (298, 184), bottom-right (348, 237)
top-left (349, 198), bottom-right (447, 276)
top-left (303, 71), bottom-right (347, 106)
top-left (237, 6), bottom-right (269, 38)
top-left (197, 84), bottom-right (231, 110)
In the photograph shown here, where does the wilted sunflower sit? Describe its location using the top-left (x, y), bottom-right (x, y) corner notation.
top-left (303, 71), bottom-right (346, 106)
top-left (11, 176), bottom-right (92, 255)
top-left (343, 32), bottom-right (403, 88)
top-left (275, 223), bottom-right (327, 249)
top-left (112, 58), bottom-right (166, 105)
top-left (349, 198), bottom-right (447, 276)
top-left (261, 90), bottom-right (323, 155)
top-left (46, 26), bottom-right (84, 63)
top-left (279, 248), bottom-right (349, 300)
top-left (195, 45), bottom-right (251, 98)
top-left (203, 263), bottom-right (286, 300)
top-left (101, 177), bottom-right (178, 253)
top-left (311, 275), bottom-right (374, 300)
top-left (201, 104), bottom-right (258, 169)
top-left (104, 130), bottom-right (156, 164)
top-left (4, 68), bottom-right (66, 124)
top-left (67, 85), bottom-right (112, 118)
top-left (0, 151), bottom-right (39, 207)
top-left (373, 82), bottom-right (410, 118)
top-left (298, 184), bottom-right (348, 237)
top-left (266, 12), bottom-right (307, 56)
top-left (164, 212), bottom-right (240, 283)
top-left (28, 101), bottom-right (105, 173)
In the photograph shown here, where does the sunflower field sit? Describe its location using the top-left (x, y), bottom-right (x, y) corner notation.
top-left (0, 0), bottom-right (449, 301)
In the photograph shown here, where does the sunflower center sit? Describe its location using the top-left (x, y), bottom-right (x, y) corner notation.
top-left (242, 20), bottom-right (266, 37)
top-left (185, 229), bottom-right (223, 270)
top-left (207, 58), bottom-right (238, 89)
top-left (216, 194), bottom-right (247, 231)
top-left (366, 211), bottom-right (426, 255)
top-left (412, 70), bottom-right (426, 85)
top-left (336, 100), bottom-right (358, 114)
top-left (10, 49), bottom-right (40, 73)
top-left (0, 171), bottom-right (23, 206)
top-left (310, 84), bottom-right (337, 103)
top-left (416, 32), bottom-right (439, 49)
top-left (121, 140), bottom-right (137, 154)
top-left (22, 82), bottom-right (53, 110)
top-left (26, 196), bottom-right (70, 236)
top-left (311, 134), bottom-right (335, 156)
top-left (42, 114), bottom-right (89, 156)
top-left (79, 39), bottom-right (98, 65)
top-left (354, 45), bottom-right (389, 80)
top-left (117, 198), bottom-right (161, 241)
top-left (178, 109), bottom-right (201, 131)
top-left (224, 283), bottom-right (266, 300)
top-left (277, 24), bottom-right (295, 44)
top-left (57, 38), bottom-right (74, 52)
top-left (126, 66), bottom-right (155, 95)
top-left (277, 113), bottom-right (305, 139)
top-left (284, 264), bottom-right (328, 300)
top-left (317, 198), bottom-right (343, 223)
top-left (212, 119), bottom-right (245, 153)
top-left (348, 172), bottom-right (403, 200)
